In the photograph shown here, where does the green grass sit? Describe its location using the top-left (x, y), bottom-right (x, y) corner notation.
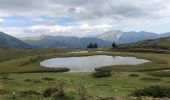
top-left (0, 48), bottom-right (82, 73)
top-left (0, 72), bottom-right (170, 99)
top-left (0, 48), bottom-right (170, 99)
top-left (147, 71), bottom-right (170, 77)
top-left (1, 48), bottom-right (170, 73)
top-left (119, 36), bottom-right (170, 50)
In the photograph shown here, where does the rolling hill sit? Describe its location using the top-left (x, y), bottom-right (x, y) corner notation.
top-left (119, 36), bottom-right (170, 50)
top-left (0, 31), bottom-right (31, 48)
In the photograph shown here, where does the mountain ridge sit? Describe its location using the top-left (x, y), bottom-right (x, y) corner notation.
top-left (2, 30), bottom-right (170, 48)
top-left (21, 30), bottom-right (170, 48)
top-left (22, 35), bottom-right (111, 48)
top-left (0, 31), bottom-right (31, 48)
top-left (95, 30), bottom-right (170, 44)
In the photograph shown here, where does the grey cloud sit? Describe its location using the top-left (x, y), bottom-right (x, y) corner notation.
top-left (0, 0), bottom-right (169, 20)
top-left (68, 7), bottom-right (76, 13)
top-left (1, 0), bottom-right (170, 38)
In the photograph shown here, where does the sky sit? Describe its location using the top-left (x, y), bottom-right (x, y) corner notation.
top-left (0, 0), bottom-right (170, 37)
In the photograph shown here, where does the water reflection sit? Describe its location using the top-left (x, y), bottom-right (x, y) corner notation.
top-left (40, 55), bottom-right (150, 72)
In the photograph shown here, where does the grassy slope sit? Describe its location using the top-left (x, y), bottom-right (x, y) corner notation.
top-left (0, 48), bottom-right (80, 73)
top-left (1, 72), bottom-right (170, 99)
top-left (119, 36), bottom-right (170, 50)
top-left (0, 48), bottom-right (170, 99)
top-left (1, 48), bottom-right (170, 73)
top-left (97, 52), bottom-right (170, 72)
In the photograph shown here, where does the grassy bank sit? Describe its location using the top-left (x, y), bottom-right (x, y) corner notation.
top-left (0, 48), bottom-right (170, 99)
top-left (0, 48), bottom-right (170, 73)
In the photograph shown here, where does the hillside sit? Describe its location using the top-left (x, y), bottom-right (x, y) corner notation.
top-left (0, 32), bottom-right (30, 48)
top-left (96, 30), bottom-right (170, 44)
top-left (119, 36), bottom-right (170, 50)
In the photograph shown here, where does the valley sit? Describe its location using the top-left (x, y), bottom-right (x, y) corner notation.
top-left (1, 0), bottom-right (170, 99)
top-left (0, 48), bottom-right (170, 99)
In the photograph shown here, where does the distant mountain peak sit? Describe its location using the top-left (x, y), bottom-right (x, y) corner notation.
top-left (22, 35), bottom-right (111, 48)
top-left (4, 30), bottom-right (170, 48)
top-left (95, 30), bottom-right (170, 44)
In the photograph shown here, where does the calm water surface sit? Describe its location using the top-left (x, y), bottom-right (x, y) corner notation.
top-left (40, 55), bottom-right (150, 72)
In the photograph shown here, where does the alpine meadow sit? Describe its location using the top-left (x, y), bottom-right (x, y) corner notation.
top-left (0, 0), bottom-right (170, 100)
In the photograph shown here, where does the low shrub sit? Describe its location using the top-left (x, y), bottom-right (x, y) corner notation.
top-left (57, 79), bottom-right (65, 97)
top-left (33, 80), bottom-right (42, 83)
top-left (19, 90), bottom-right (41, 97)
top-left (131, 85), bottom-right (170, 98)
top-left (52, 92), bottom-right (75, 100)
top-left (148, 71), bottom-right (170, 77)
top-left (78, 81), bottom-right (88, 100)
top-left (0, 76), bottom-right (12, 80)
top-left (140, 77), bottom-right (161, 82)
top-left (92, 70), bottom-right (112, 78)
top-left (42, 77), bottom-right (55, 81)
top-left (24, 79), bottom-right (32, 82)
top-left (24, 79), bottom-right (41, 83)
top-left (0, 89), bottom-right (10, 95)
top-left (128, 73), bottom-right (140, 77)
top-left (43, 87), bottom-right (58, 97)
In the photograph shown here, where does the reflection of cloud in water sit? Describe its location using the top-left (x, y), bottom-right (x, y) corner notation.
top-left (40, 55), bottom-right (150, 72)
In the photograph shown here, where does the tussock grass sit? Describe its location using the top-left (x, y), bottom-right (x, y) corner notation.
top-left (147, 71), bottom-right (170, 77)
top-left (140, 77), bottom-right (162, 82)
top-left (131, 85), bottom-right (170, 98)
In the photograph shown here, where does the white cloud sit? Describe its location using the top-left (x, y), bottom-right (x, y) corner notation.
top-left (0, 22), bottom-right (113, 37)
top-left (0, 0), bottom-right (169, 19)
top-left (27, 23), bottom-right (113, 36)
top-left (0, 18), bottom-right (5, 22)
top-left (1, 0), bottom-right (170, 36)
top-left (29, 25), bottom-right (73, 33)
top-left (0, 27), bottom-right (26, 37)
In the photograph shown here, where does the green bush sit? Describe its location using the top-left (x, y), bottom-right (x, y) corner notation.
top-left (43, 87), bottom-right (58, 97)
top-left (24, 79), bottom-right (32, 82)
top-left (140, 77), bottom-right (161, 82)
top-left (0, 76), bottom-right (12, 80)
top-left (131, 85), bottom-right (170, 98)
top-left (92, 71), bottom-right (112, 78)
top-left (128, 73), bottom-right (139, 77)
top-left (52, 92), bottom-right (76, 100)
top-left (148, 71), bottom-right (170, 77)
top-left (42, 77), bottom-right (55, 81)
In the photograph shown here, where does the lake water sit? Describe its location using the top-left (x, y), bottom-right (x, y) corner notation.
top-left (40, 55), bottom-right (150, 72)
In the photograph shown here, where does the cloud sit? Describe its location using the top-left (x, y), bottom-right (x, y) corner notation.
top-left (0, 18), bottom-right (5, 22)
top-left (0, 27), bottom-right (26, 37)
top-left (0, 0), bottom-right (169, 19)
top-left (27, 23), bottom-right (112, 36)
top-left (0, 0), bottom-right (170, 37)
top-left (0, 22), bottom-right (113, 37)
